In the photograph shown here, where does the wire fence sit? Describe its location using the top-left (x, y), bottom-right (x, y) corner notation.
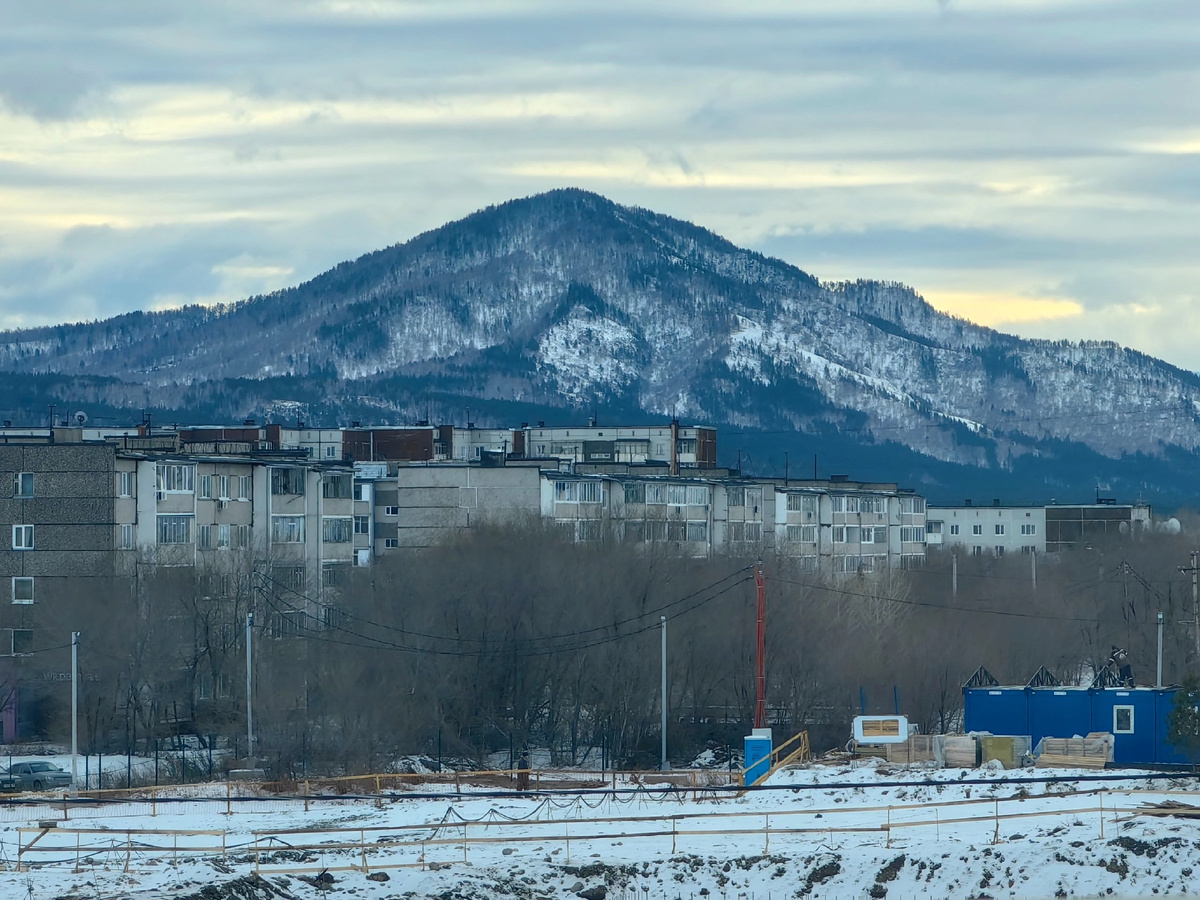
top-left (9, 784), bottom-right (1200, 874)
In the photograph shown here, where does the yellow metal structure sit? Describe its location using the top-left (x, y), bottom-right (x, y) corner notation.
top-left (741, 729), bottom-right (811, 786)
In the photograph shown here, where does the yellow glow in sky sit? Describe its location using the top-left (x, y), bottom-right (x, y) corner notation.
top-left (921, 291), bottom-right (1084, 328)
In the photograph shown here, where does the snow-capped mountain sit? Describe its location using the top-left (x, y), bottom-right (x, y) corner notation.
top-left (2, 189), bottom-right (1199, 503)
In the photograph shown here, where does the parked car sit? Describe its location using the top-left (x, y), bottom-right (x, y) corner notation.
top-left (0, 761), bottom-right (73, 792)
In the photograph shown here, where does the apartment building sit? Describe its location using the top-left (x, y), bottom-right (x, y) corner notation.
top-left (926, 500), bottom-right (1152, 557)
top-left (773, 479), bottom-right (928, 573)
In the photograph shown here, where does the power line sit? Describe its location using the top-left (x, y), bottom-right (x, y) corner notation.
top-left (254, 565), bottom-right (754, 649)
top-left (255, 573), bottom-right (755, 658)
top-left (770, 575), bottom-right (1131, 624)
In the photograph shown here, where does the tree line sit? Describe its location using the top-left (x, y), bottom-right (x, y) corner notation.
top-left (11, 522), bottom-right (1200, 776)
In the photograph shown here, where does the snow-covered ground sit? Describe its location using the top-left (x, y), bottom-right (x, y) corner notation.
top-left (2, 758), bottom-right (1200, 898)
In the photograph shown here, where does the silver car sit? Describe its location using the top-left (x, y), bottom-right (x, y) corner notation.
top-left (0, 761), bottom-right (73, 792)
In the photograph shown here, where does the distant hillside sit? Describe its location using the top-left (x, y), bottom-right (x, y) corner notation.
top-left (3, 188), bottom-right (1198, 506)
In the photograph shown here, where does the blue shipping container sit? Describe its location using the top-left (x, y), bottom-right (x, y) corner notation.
top-left (964, 687), bottom-right (1029, 736)
top-left (1028, 687), bottom-right (1091, 747)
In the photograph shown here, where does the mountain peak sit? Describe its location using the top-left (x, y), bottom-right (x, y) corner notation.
top-left (0, 192), bottom-right (1196, 504)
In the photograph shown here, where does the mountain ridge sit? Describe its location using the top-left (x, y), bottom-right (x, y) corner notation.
top-left (2, 188), bottom-right (1198, 506)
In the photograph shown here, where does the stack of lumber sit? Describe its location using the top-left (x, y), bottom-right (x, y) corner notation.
top-left (1034, 733), bottom-right (1112, 768)
top-left (944, 734), bottom-right (978, 768)
top-left (884, 734), bottom-right (940, 764)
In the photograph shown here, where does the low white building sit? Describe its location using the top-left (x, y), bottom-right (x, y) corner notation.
top-left (926, 500), bottom-right (1152, 557)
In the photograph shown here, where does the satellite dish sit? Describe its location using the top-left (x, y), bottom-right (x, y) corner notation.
top-left (72, 410), bottom-right (88, 426)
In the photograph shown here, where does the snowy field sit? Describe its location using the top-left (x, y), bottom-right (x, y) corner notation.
top-left (2, 758), bottom-right (1199, 898)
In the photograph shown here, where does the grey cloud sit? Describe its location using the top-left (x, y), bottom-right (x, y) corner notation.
top-left (1, 0), bottom-right (1200, 368)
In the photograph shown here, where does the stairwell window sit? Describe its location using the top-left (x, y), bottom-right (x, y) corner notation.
top-left (11, 577), bottom-right (33, 604)
top-left (118, 471), bottom-right (135, 498)
top-left (119, 524), bottom-right (134, 550)
top-left (156, 515), bottom-right (194, 544)
top-left (11, 525), bottom-right (33, 550)
top-left (322, 475), bottom-right (352, 499)
top-left (270, 467), bottom-right (306, 496)
top-left (271, 516), bottom-right (305, 543)
top-left (13, 473), bottom-right (33, 498)
top-left (322, 517), bottom-right (353, 543)
top-left (237, 475), bottom-right (252, 500)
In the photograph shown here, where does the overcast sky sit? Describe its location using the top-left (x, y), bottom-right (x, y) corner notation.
top-left (2, 1), bottom-right (1198, 368)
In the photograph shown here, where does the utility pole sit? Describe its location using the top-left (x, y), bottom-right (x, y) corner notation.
top-left (1030, 550), bottom-right (1037, 591)
top-left (660, 615), bottom-right (668, 772)
top-left (1180, 552), bottom-right (1200, 658)
top-left (952, 553), bottom-right (958, 598)
top-left (245, 612), bottom-right (254, 764)
top-left (71, 631), bottom-right (79, 792)
top-left (754, 562), bottom-right (767, 730)
top-left (1157, 612), bottom-right (1164, 688)
top-left (1193, 550), bottom-right (1199, 658)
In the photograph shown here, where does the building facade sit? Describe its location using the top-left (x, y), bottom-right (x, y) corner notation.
top-left (926, 501), bottom-right (1152, 557)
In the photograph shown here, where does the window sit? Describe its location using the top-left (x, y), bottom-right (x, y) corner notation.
top-left (994, 546), bottom-right (1005, 558)
top-left (786, 524), bottom-right (817, 543)
top-left (323, 562), bottom-right (351, 588)
top-left (995, 524), bottom-right (1005, 535)
top-left (667, 484), bottom-right (687, 506)
top-left (900, 497), bottom-right (926, 514)
top-left (198, 524), bottom-right (213, 549)
top-left (10, 629), bottom-right (33, 656)
top-left (900, 554), bottom-right (924, 570)
top-left (831, 496), bottom-right (843, 513)
top-left (862, 527), bottom-right (887, 544)
top-left (624, 483), bottom-right (645, 504)
top-left (972, 524), bottom-right (983, 535)
top-left (13, 472), bottom-right (33, 498)
top-left (12, 525), bottom-right (34, 550)
top-left (216, 475), bottom-right (230, 499)
top-left (237, 475), bottom-right (252, 500)
top-left (270, 467), bottom-right (305, 496)
top-left (845, 525), bottom-right (860, 543)
top-left (232, 525), bottom-right (250, 549)
top-left (727, 487), bottom-right (745, 507)
top-left (270, 610), bottom-right (305, 640)
top-left (686, 486), bottom-right (708, 506)
top-left (353, 515), bottom-right (371, 535)
top-left (322, 517), bottom-right (353, 543)
top-left (322, 474), bottom-right (352, 499)
top-left (624, 521), bottom-right (645, 543)
top-left (746, 487), bottom-right (763, 511)
top-left (1021, 523), bottom-right (1037, 535)
top-left (119, 523), bottom-right (134, 550)
top-left (950, 524), bottom-right (960, 535)
top-left (271, 516), bottom-right (305, 543)
top-left (577, 520), bottom-right (602, 542)
top-left (1021, 545), bottom-right (1037, 555)
top-left (199, 475), bottom-right (213, 499)
top-left (325, 446), bottom-right (337, 458)
top-left (198, 673), bottom-right (232, 701)
top-left (555, 481), bottom-right (602, 503)
top-left (353, 483), bottom-right (366, 501)
top-left (217, 524), bottom-right (231, 548)
top-left (925, 521), bottom-right (942, 535)
top-left (272, 566), bottom-right (306, 593)
top-left (384, 505), bottom-right (399, 516)
top-left (834, 555), bottom-right (860, 574)
top-left (686, 521), bottom-right (708, 542)
top-left (11, 577), bottom-right (33, 605)
top-left (384, 538), bottom-right (399, 548)
top-left (157, 464), bottom-right (195, 493)
top-left (972, 545), bottom-right (983, 556)
top-left (119, 471), bottom-right (135, 497)
top-left (156, 515), bottom-right (194, 544)
top-left (900, 526), bottom-right (925, 543)
top-left (645, 484), bottom-right (667, 504)
top-left (1113, 705), bottom-right (1134, 734)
